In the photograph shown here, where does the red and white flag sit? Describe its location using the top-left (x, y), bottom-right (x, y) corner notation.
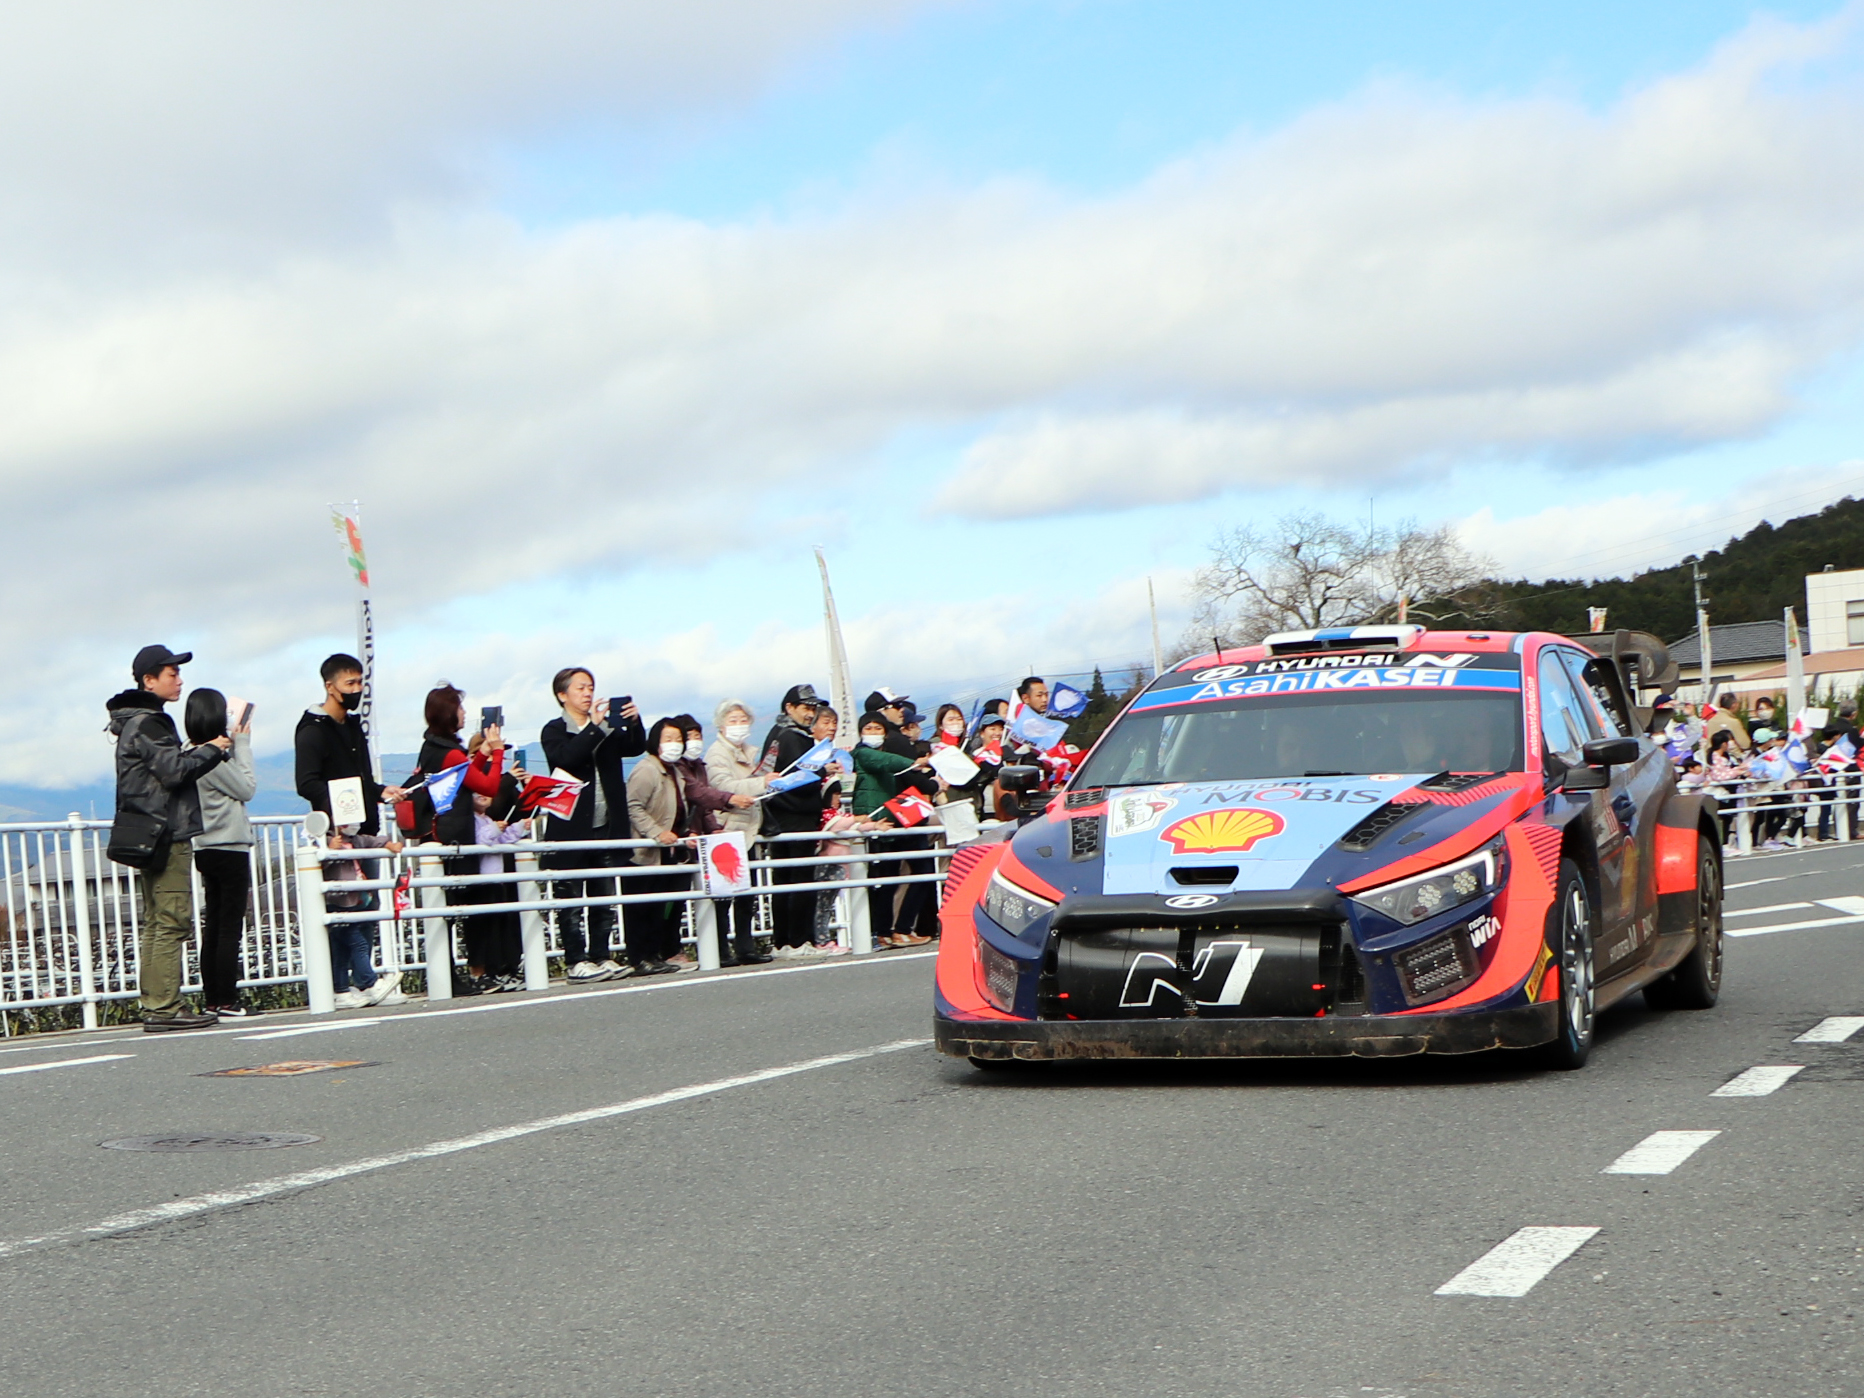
top-left (882, 791), bottom-right (936, 827)
top-left (518, 773), bottom-right (584, 819)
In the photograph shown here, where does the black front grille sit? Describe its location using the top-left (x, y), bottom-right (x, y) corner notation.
top-left (1170, 865), bottom-right (1238, 885)
top-left (1395, 932), bottom-right (1478, 1005)
top-left (1417, 771), bottom-right (1504, 792)
top-left (1069, 816), bottom-right (1101, 861)
top-left (1065, 787), bottom-right (1105, 809)
top-left (1338, 802), bottom-right (1418, 851)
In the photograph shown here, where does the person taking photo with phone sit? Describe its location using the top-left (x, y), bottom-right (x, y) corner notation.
top-left (186, 687), bottom-right (258, 1017)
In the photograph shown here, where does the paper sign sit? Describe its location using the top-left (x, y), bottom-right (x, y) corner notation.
top-left (927, 745), bottom-right (979, 787)
top-left (328, 776), bottom-right (367, 828)
top-left (699, 832), bottom-right (751, 896)
top-left (934, 800), bottom-right (980, 843)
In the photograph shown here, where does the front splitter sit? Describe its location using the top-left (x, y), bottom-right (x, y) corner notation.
top-left (937, 1002), bottom-right (1558, 1060)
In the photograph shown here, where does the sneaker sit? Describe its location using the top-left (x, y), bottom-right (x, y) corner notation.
top-left (814, 942), bottom-right (851, 956)
top-left (207, 1003), bottom-right (254, 1018)
top-left (772, 944), bottom-right (803, 959)
top-left (331, 989), bottom-right (369, 1009)
top-left (362, 973), bottom-right (404, 1007)
top-left (493, 974), bottom-right (524, 992)
top-left (634, 960), bottom-right (680, 976)
top-left (567, 961), bottom-right (607, 982)
top-left (595, 960), bottom-right (628, 980)
top-left (143, 1007), bottom-right (218, 1032)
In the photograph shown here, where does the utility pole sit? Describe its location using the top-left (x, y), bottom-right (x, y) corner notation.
top-left (1691, 558), bottom-right (1714, 707)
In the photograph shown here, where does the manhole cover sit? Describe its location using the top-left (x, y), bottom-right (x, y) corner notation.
top-left (199, 1060), bottom-right (377, 1078)
top-left (99, 1132), bottom-right (323, 1152)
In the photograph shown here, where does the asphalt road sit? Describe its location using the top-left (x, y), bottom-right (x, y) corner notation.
top-left (2, 841), bottom-right (1862, 1398)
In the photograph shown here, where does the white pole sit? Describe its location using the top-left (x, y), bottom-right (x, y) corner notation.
top-left (294, 843), bottom-right (335, 1014)
top-left (515, 849), bottom-right (549, 991)
top-left (67, 814), bottom-right (98, 1030)
top-left (419, 851), bottom-right (453, 1001)
top-left (1147, 577), bottom-right (1163, 679)
top-left (848, 839), bottom-right (873, 955)
top-left (695, 896), bottom-right (721, 971)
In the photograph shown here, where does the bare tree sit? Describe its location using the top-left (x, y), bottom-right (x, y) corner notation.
top-left (1187, 511), bottom-right (1498, 649)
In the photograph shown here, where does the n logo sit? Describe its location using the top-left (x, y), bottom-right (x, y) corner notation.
top-left (1119, 940), bottom-right (1265, 1009)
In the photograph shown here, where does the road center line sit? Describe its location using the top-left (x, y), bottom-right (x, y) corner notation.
top-left (0, 1037), bottom-right (929, 1261)
top-left (1712, 1065), bottom-right (1804, 1097)
top-left (1601, 1130), bottom-right (1720, 1175)
top-left (1435, 1227), bottom-right (1600, 1298)
top-left (0, 1053), bottom-right (133, 1078)
top-left (1727, 914), bottom-right (1864, 939)
top-left (1796, 1016), bottom-right (1864, 1044)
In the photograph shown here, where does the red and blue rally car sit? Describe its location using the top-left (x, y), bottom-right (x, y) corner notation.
top-left (935, 625), bottom-right (1723, 1070)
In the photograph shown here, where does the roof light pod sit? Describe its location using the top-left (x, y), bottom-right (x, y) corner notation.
top-left (1262, 625), bottom-right (1424, 655)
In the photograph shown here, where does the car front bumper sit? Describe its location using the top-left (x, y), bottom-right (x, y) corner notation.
top-left (936, 1002), bottom-right (1559, 1061)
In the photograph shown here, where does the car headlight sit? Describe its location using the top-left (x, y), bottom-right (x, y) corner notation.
top-left (1351, 836), bottom-right (1508, 927)
top-left (983, 870), bottom-right (1056, 934)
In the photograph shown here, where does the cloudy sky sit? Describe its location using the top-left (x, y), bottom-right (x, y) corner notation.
top-left (6, 0), bottom-right (1864, 785)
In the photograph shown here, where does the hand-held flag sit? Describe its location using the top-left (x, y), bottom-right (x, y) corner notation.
top-left (425, 762), bottom-right (472, 816)
top-left (882, 791), bottom-right (936, 827)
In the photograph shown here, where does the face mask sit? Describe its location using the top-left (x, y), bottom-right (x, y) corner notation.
top-left (658, 743), bottom-right (684, 763)
top-left (338, 689), bottom-right (362, 712)
top-left (683, 739), bottom-right (704, 760)
top-left (860, 733), bottom-right (885, 748)
top-left (942, 720), bottom-right (964, 735)
top-left (724, 722), bottom-right (751, 744)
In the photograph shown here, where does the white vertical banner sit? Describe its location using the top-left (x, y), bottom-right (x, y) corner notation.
top-left (1785, 606), bottom-right (1806, 717)
top-left (815, 546), bottom-right (856, 749)
top-left (330, 503), bottom-right (383, 780)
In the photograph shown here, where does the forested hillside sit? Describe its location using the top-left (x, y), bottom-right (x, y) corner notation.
top-left (1488, 496), bottom-right (1864, 640)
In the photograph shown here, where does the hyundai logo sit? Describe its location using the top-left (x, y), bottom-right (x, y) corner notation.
top-left (1164, 893), bottom-right (1222, 909)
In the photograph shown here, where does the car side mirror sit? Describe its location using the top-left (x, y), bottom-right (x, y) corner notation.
top-left (998, 765), bottom-right (1042, 793)
top-left (1582, 736), bottom-right (1641, 767)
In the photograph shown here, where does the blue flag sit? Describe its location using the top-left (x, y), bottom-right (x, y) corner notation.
top-left (1010, 710), bottom-right (1069, 751)
top-left (425, 762), bottom-right (472, 816)
top-left (1047, 683), bottom-right (1088, 719)
top-left (791, 737), bottom-right (837, 772)
top-left (767, 768), bottom-right (820, 794)
top-left (1784, 736), bottom-right (1811, 773)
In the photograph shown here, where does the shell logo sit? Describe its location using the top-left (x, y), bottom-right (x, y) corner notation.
top-left (1158, 807), bottom-right (1286, 855)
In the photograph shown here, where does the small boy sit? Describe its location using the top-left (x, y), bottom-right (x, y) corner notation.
top-left (325, 825), bottom-right (405, 1008)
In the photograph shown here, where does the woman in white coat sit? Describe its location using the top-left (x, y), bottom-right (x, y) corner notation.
top-left (705, 699), bottom-right (776, 965)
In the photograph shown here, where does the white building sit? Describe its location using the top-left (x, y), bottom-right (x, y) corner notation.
top-left (1805, 566), bottom-right (1864, 653)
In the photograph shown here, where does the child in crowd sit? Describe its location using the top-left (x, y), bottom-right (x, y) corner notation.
top-left (325, 825), bottom-right (406, 1009)
top-left (461, 789), bottom-right (529, 993)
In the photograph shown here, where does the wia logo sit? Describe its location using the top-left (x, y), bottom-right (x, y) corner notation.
top-left (1120, 940), bottom-right (1264, 1008)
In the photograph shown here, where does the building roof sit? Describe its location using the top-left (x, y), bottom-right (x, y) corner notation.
top-left (1727, 645), bottom-right (1864, 684)
top-left (1669, 619), bottom-right (1806, 667)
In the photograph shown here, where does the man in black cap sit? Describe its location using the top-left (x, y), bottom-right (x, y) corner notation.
top-left (106, 645), bottom-right (232, 1031)
top-left (759, 684), bottom-right (836, 953)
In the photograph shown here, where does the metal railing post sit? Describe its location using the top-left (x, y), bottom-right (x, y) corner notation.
top-left (1734, 798), bottom-right (1752, 855)
top-left (419, 851), bottom-right (453, 1001)
top-left (294, 843), bottom-right (335, 1014)
top-left (694, 896), bottom-right (721, 971)
top-left (515, 849), bottom-right (549, 991)
top-left (66, 814), bottom-right (98, 1030)
top-left (1843, 773), bottom-right (1854, 843)
top-left (848, 839), bottom-right (873, 955)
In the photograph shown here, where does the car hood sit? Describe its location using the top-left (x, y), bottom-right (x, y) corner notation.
top-left (1091, 774), bottom-right (1434, 895)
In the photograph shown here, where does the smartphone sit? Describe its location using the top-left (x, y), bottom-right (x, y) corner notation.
top-left (226, 699), bottom-right (254, 733)
top-left (610, 696), bottom-right (632, 715)
top-left (481, 705), bottom-right (504, 730)
top-left (510, 749), bottom-right (527, 774)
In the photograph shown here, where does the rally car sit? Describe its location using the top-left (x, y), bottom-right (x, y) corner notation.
top-left (935, 625), bottom-right (1723, 1070)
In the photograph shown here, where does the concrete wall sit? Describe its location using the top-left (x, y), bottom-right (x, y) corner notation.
top-left (1806, 568), bottom-right (1864, 653)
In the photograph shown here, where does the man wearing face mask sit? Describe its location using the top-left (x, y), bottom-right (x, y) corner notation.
top-left (296, 653), bottom-right (407, 837)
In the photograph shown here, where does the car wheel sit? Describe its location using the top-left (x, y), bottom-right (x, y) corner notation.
top-left (1537, 858), bottom-right (1596, 1071)
top-left (1644, 834), bottom-right (1723, 1011)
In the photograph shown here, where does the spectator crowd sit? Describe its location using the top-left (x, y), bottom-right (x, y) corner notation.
top-left (1650, 690), bottom-right (1864, 850)
top-left (106, 643), bottom-right (1079, 1030)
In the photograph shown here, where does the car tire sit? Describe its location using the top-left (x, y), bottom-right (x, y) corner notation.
top-left (1644, 834), bottom-right (1723, 1011)
top-left (1536, 857), bottom-right (1596, 1071)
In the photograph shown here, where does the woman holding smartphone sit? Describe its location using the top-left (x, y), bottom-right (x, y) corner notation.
top-left (186, 688), bottom-right (258, 1017)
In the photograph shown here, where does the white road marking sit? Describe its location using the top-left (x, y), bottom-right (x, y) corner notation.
top-left (1727, 914), bottom-right (1864, 939)
top-left (0, 1037), bottom-right (930, 1261)
top-left (1819, 896), bottom-right (1864, 916)
top-left (0, 1053), bottom-right (133, 1078)
top-left (1796, 1016), bottom-right (1864, 1044)
top-left (236, 950), bottom-right (940, 1040)
top-left (0, 1037), bottom-right (119, 1058)
top-left (1435, 1227), bottom-right (1600, 1298)
top-left (1726, 874), bottom-right (1798, 889)
top-left (1724, 902), bottom-right (1811, 918)
top-left (1601, 1130), bottom-right (1720, 1175)
top-left (1712, 1065), bottom-right (1804, 1097)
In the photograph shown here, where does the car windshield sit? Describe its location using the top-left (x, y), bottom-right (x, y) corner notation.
top-left (1074, 690), bottom-right (1524, 787)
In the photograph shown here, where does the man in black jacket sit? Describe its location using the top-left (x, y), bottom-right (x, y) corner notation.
top-left (761, 683), bottom-right (837, 952)
top-left (295, 653), bottom-right (405, 836)
top-left (539, 666), bottom-right (646, 981)
top-left (108, 645), bottom-right (231, 1031)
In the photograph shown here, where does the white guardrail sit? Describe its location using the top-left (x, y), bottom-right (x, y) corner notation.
top-left (1703, 770), bottom-right (1864, 855)
top-left (0, 815), bottom-right (988, 1031)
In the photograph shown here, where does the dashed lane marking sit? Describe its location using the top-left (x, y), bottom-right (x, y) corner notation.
top-left (1724, 902), bottom-right (1811, 918)
top-left (1601, 1130), bottom-right (1720, 1175)
top-left (0, 1053), bottom-right (133, 1078)
top-left (1796, 1016), bottom-right (1864, 1044)
top-left (1435, 1227), bottom-right (1601, 1298)
top-left (1727, 914), bottom-right (1864, 939)
top-left (0, 1037), bottom-right (930, 1261)
top-left (1818, 896), bottom-right (1864, 916)
top-left (1711, 1065), bottom-right (1805, 1097)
